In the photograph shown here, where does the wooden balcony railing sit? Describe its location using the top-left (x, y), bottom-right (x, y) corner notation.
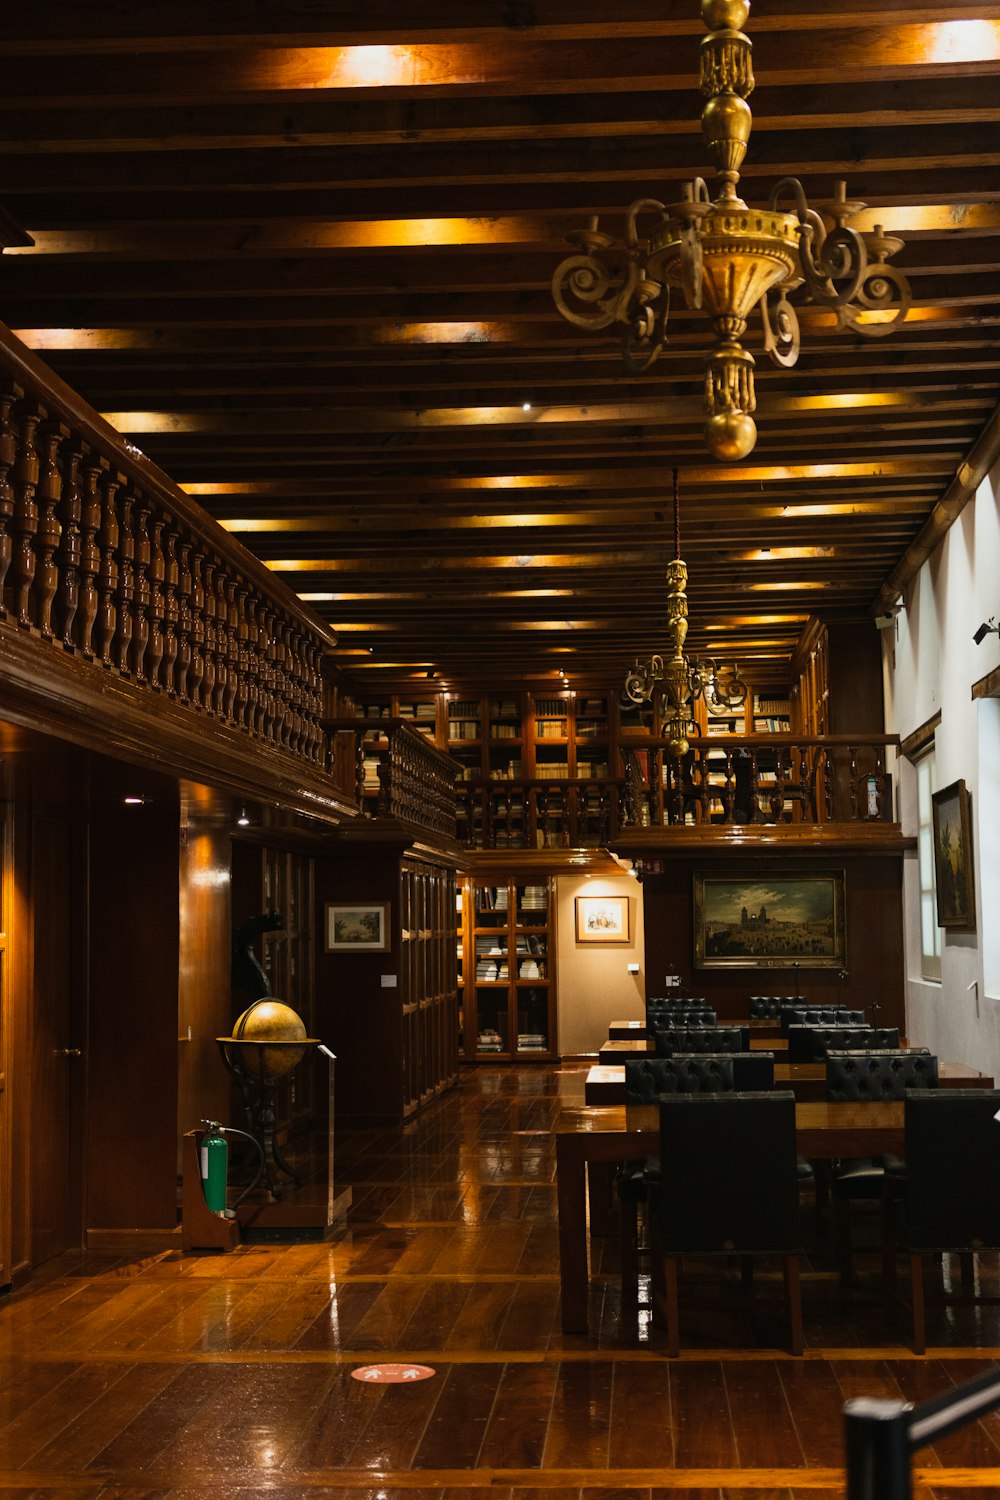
top-left (324, 718), bottom-right (459, 844)
top-left (622, 735), bottom-right (900, 829)
top-left (0, 323), bottom-right (348, 806)
top-left (455, 779), bottom-right (622, 850)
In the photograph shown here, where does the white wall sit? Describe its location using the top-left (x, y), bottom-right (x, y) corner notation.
top-left (556, 872), bottom-right (645, 1055)
top-left (884, 458), bottom-right (1000, 1074)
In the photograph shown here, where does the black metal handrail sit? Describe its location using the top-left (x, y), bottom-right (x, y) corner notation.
top-left (844, 1367), bottom-right (1000, 1500)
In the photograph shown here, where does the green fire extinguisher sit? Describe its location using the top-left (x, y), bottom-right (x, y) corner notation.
top-left (199, 1120), bottom-right (229, 1215)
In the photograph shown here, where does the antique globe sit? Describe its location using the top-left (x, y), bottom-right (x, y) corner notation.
top-left (226, 999), bottom-right (308, 1079)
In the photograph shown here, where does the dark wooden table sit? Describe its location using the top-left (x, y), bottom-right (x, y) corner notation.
top-left (555, 1099), bottom-right (906, 1334)
top-left (585, 1059), bottom-right (994, 1105)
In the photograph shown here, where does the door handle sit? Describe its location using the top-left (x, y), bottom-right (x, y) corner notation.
top-left (55, 1047), bottom-right (82, 1057)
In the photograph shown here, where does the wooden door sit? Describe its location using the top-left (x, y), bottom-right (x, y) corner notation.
top-left (30, 811), bottom-right (83, 1265)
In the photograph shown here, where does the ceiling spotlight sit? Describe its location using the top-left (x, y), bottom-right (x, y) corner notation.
top-left (522, 401), bottom-right (532, 413)
top-left (123, 795), bottom-right (145, 806)
top-left (236, 807), bottom-right (250, 827)
top-left (973, 618), bottom-right (997, 646)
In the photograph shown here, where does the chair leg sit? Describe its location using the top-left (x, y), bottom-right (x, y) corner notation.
top-left (960, 1251), bottom-right (975, 1289)
top-left (784, 1252), bottom-right (804, 1356)
top-left (619, 1199), bottom-right (639, 1298)
top-left (664, 1255), bottom-right (680, 1357)
top-left (910, 1251), bottom-right (926, 1354)
top-left (834, 1195), bottom-right (854, 1284)
top-left (882, 1227), bottom-right (898, 1312)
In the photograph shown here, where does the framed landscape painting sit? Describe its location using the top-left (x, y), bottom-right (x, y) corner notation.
top-left (325, 902), bottom-right (390, 952)
top-left (694, 872), bottom-right (846, 969)
top-left (575, 894), bottom-right (630, 944)
top-left (932, 779), bottom-right (976, 930)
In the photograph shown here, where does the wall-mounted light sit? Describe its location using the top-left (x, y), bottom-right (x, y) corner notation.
top-left (123, 795), bottom-right (145, 806)
top-left (973, 617), bottom-right (997, 645)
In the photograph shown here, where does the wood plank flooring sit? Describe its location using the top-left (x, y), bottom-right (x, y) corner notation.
top-left (3, 1064), bottom-right (1000, 1500)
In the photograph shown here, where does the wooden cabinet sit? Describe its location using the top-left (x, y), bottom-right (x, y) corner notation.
top-left (461, 877), bottom-right (556, 1061)
top-left (400, 861), bottom-right (459, 1114)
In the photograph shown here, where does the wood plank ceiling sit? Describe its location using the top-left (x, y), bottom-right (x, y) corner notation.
top-left (1, 1), bottom-right (999, 693)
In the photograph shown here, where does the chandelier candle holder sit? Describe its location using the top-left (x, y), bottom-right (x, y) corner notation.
top-left (551, 0), bottom-right (911, 460)
top-left (622, 470), bottom-right (748, 757)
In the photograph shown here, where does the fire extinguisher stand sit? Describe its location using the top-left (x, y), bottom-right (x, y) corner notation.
top-left (181, 1125), bottom-right (241, 1252)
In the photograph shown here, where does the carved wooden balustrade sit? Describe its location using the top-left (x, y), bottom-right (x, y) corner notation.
top-left (622, 735), bottom-right (899, 829)
top-left (324, 718), bottom-right (459, 844)
top-left (0, 324), bottom-right (351, 812)
top-left (455, 779), bottom-right (622, 850)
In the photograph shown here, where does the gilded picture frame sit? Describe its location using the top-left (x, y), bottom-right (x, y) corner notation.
top-left (575, 894), bottom-right (630, 944)
top-left (324, 901), bottom-right (391, 952)
top-left (931, 779), bottom-right (976, 931)
top-left (694, 872), bottom-right (846, 969)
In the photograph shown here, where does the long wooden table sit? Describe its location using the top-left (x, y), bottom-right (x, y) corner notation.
top-left (585, 1060), bottom-right (994, 1104)
top-left (555, 1099), bottom-right (905, 1334)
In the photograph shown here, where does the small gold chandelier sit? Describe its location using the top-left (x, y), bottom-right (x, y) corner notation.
top-left (623, 469), bottom-right (747, 757)
top-left (551, 0), bottom-right (911, 461)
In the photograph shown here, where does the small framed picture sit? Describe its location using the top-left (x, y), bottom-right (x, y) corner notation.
top-left (325, 902), bottom-right (390, 952)
top-left (575, 894), bottom-right (630, 944)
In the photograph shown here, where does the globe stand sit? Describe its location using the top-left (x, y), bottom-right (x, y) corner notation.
top-left (216, 1037), bottom-right (320, 1201)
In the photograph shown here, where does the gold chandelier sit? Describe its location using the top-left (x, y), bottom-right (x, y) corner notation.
top-left (622, 470), bottom-right (747, 757)
top-left (551, 0), bottom-right (911, 461)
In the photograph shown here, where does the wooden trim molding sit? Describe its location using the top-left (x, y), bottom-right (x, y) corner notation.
top-left (972, 665), bottom-right (1000, 701)
top-left (900, 711), bottom-right (942, 762)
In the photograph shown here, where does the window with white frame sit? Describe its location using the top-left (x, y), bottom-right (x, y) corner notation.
top-left (916, 748), bottom-right (941, 981)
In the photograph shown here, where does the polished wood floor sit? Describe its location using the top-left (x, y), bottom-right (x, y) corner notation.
top-left (3, 1065), bottom-right (1000, 1500)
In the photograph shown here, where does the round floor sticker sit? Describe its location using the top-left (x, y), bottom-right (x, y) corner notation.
top-left (351, 1363), bottom-right (436, 1384)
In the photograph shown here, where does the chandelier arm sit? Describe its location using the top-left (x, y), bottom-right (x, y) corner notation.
top-left (836, 261), bottom-right (912, 338)
top-left (760, 289), bottom-right (801, 369)
top-left (551, 252), bottom-right (622, 332)
top-left (620, 281), bottom-right (670, 372)
top-left (624, 197), bottom-right (668, 251)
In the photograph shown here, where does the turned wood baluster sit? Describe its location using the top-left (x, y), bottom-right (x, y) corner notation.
top-left (273, 626), bottom-right (290, 746)
top-left (95, 473), bottom-right (119, 667)
top-left (160, 527), bottom-right (179, 693)
top-left (75, 458), bottom-right (102, 658)
top-left (256, 600), bottom-right (271, 735)
top-left (145, 517), bottom-right (166, 687)
top-left (56, 439), bottom-right (83, 649)
top-left (291, 628), bottom-right (308, 755)
top-left (34, 422), bottom-right (63, 639)
top-left (848, 744), bottom-right (860, 820)
top-left (11, 403), bottom-right (41, 628)
top-left (0, 389), bottom-right (18, 616)
top-left (821, 747), bottom-right (833, 821)
top-left (174, 541), bottom-right (192, 700)
top-left (114, 489), bottom-right (135, 674)
top-left (211, 567), bottom-right (230, 717)
top-left (223, 579), bottom-right (240, 721)
top-left (261, 605), bottom-right (277, 741)
top-left (695, 748), bottom-right (710, 823)
top-left (307, 641), bottom-right (323, 760)
top-left (721, 748), bottom-right (735, 821)
top-left (130, 499), bottom-right (151, 681)
top-left (232, 584), bottom-right (250, 727)
top-left (190, 551), bottom-right (208, 708)
top-left (197, 561), bottom-right (215, 711)
top-left (771, 748), bottom-right (787, 821)
top-left (286, 627), bottom-right (304, 755)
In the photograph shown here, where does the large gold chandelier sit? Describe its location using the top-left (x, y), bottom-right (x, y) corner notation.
top-left (622, 470), bottom-right (747, 757)
top-left (551, 0), bottom-right (911, 461)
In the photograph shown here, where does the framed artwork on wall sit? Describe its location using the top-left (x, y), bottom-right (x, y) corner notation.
top-left (694, 872), bottom-right (846, 969)
top-left (324, 902), bottom-right (390, 952)
top-left (575, 894), bottom-right (630, 944)
top-left (931, 779), bottom-right (976, 931)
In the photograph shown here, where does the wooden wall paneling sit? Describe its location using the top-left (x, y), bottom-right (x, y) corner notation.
top-left (640, 851), bottom-right (905, 1031)
top-left (175, 782), bottom-right (232, 1171)
top-left (85, 755), bottom-right (180, 1232)
top-left (315, 847), bottom-right (402, 1123)
top-left (0, 791), bottom-right (10, 1287)
top-left (825, 623), bottom-right (886, 735)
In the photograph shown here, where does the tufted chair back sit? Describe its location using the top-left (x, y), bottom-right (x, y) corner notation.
top-left (826, 1048), bottom-right (937, 1100)
top-left (673, 1050), bottom-right (775, 1091)
top-left (654, 1024), bottom-right (749, 1056)
top-left (647, 1001), bottom-right (717, 1028)
top-left (749, 994), bottom-right (806, 1018)
top-left (624, 1054), bottom-right (734, 1101)
top-left (898, 1090), bottom-right (1000, 1249)
top-left (787, 1024), bottom-right (900, 1063)
top-left (780, 1005), bottom-right (866, 1035)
